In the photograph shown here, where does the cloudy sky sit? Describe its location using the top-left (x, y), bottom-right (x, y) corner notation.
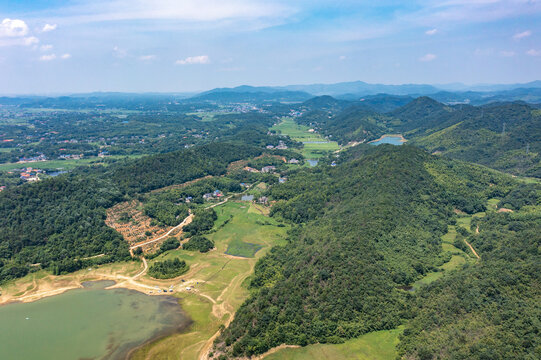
top-left (1, 0), bottom-right (540, 94)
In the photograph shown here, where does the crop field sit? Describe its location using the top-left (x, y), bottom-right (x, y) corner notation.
top-left (271, 117), bottom-right (339, 159)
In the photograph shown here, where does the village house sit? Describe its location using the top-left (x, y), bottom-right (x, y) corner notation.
top-left (258, 196), bottom-right (269, 204)
top-left (288, 158), bottom-right (300, 164)
top-left (261, 166), bottom-right (276, 173)
top-left (244, 166), bottom-right (259, 173)
top-left (276, 140), bottom-right (288, 150)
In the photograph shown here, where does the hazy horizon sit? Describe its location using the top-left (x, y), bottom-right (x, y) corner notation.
top-left (1, 1), bottom-right (540, 94)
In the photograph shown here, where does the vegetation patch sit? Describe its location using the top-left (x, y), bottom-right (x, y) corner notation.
top-left (183, 235), bottom-right (214, 253)
top-left (148, 258), bottom-right (189, 279)
top-left (225, 239), bottom-right (263, 258)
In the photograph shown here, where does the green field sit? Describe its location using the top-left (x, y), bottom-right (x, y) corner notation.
top-left (271, 117), bottom-right (340, 159)
top-left (225, 239), bottom-right (263, 257)
top-left (0, 155), bottom-right (142, 172)
top-left (133, 201), bottom-right (289, 359)
top-left (265, 327), bottom-right (404, 360)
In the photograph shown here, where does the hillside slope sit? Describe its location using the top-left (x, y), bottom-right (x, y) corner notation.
top-left (213, 145), bottom-right (517, 357)
top-left (408, 102), bottom-right (541, 177)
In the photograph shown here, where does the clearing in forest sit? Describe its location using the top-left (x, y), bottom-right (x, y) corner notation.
top-left (271, 117), bottom-right (339, 159)
top-left (130, 201), bottom-right (289, 360)
top-left (105, 200), bottom-right (177, 251)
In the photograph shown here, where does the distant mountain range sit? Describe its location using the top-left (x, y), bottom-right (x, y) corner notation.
top-left (2, 80), bottom-right (541, 107)
top-left (189, 81), bottom-right (541, 105)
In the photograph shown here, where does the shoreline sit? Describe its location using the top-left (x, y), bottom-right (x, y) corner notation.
top-left (0, 261), bottom-right (192, 306)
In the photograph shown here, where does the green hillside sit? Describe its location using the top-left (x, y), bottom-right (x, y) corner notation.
top-left (212, 145), bottom-right (521, 357)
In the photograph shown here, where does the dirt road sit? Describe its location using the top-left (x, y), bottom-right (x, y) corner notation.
top-left (130, 212), bottom-right (194, 252)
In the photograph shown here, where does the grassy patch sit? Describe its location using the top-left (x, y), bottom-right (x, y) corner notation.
top-left (225, 239), bottom-right (263, 257)
top-left (265, 327), bottom-right (404, 360)
top-left (0, 155), bottom-right (140, 172)
top-left (271, 117), bottom-right (339, 159)
top-left (132, 200), bottom-right (289, 359)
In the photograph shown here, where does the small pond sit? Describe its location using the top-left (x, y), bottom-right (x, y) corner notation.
top-left (370, 135), bottom-right (406, 146)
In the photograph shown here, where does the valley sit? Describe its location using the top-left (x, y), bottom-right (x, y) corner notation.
top-left (0, 86), bottom-right (539, 360)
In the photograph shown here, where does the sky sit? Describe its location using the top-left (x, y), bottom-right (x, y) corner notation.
top-left (0, 0), bottom-right (540, 94)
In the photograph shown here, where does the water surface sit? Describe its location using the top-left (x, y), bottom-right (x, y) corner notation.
top-left (0, 281), bottom-right (190, 360)
top-left (370, 135), bottom-right (405, 146)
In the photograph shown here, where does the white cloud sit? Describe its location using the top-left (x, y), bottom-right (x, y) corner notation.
top-left (41, 24), bottom-right (58, 32)
top-left (40, 44), bottom-right (53, 51)
top-left (419, 53), bottom-right (436, 62)
top-left (39, 54), bottom-right (57, 61)
top-left (0, 19), bottom-right (39, 47)
top-left (0, 18), bottom-right (29, 37)
top-left (175, 55), bottom-right (210, 65)
top-left (500, 50), bottom-right (515, 57)
top-left (61, 53), bottom-right (71, 59)
top-left (23, 36), bottom-right (39, 46)
top-left (45, 0), bottom-right (296, 31)
top-left (425, 28), bottom-right (437, 35)
top-left (113, 45), bottom-right (127, 58)
top-left (139, 54), bottom-right (156, 61)
top-left (526, 49), bottom-right (541, 56)
top-left (339, 55), bottom-right (346, 60)
top-left (513, 30), bottom-right (531, 40)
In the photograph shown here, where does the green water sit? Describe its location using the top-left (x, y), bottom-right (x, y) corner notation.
top-left (0, 281), bottom-right (190, 360)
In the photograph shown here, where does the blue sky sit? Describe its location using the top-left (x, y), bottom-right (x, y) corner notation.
top-left (0, 0), bottom-right (540, 94)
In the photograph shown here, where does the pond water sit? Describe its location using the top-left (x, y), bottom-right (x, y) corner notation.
top-left (0, 281), bottom-right (190, 360)
top-left (370, 135), bottom-right (406, 146)
top-left (307, 159), bottom-right (319, 167)
top-left (241, 195), bottom-right (254, 201)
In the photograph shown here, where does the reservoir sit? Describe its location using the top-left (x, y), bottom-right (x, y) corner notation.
top-left (0, 281), bottom-right (190, 360)
top-left (370, 135), bottom-right (406, 146)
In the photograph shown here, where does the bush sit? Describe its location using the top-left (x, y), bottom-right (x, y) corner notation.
top-left (160, 237), bottom-right (180, 252)
top-left (148, 258), bottom-right (189, 279)
top-left (183, 235), bottom-right (214, 253)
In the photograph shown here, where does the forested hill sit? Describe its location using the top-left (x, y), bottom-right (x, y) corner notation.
top-left (213, 145), bottom-right (519, 357)
top-left (398, 188), bottom-right (540, 359)
top-left (297, 104), bottom-right (389, 145)
top-left (297, 95), bottom-right (540, 177)
top-left (406, 102), bottom-right (541, 177)
top-left (0, 142), bottom-right (263, 283)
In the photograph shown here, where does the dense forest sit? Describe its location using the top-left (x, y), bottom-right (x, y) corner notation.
top-left (0, 92), bottom-right (539, 360)
top-left (296, 96), bottom-right (540, 177)
top-left (398, 198), bottom-right (540, 359)
top-left (0, 142), bottom-right (261, 283)
top-left (213, 145), bottom-right (521, 357)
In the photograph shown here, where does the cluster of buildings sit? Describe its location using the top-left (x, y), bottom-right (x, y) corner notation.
top-left (266, 140), bottom-right (288, 150)
top-left (203, 189), bottom-right (224, 201)
top-left (19, 167), bottom-right (43, 182)
top-left (19, 154), bottom-right (47, 163)
top-left (58, 154), bottom-right (84, 160)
